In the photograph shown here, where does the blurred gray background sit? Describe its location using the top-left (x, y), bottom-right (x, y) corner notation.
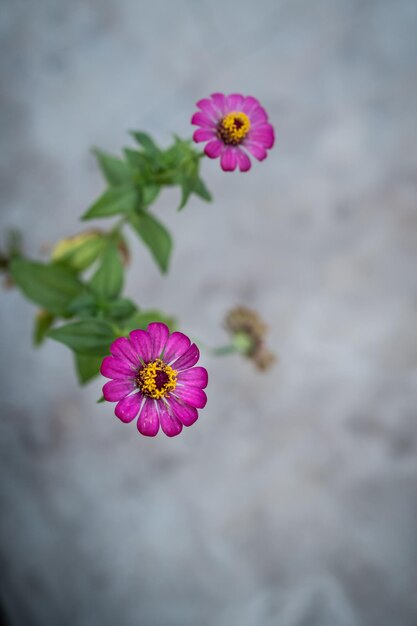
top-left (1, 1), bottom-right (417, 625)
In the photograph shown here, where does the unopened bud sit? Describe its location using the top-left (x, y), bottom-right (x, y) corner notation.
top-left (51, 230), bottom-right (105, 271)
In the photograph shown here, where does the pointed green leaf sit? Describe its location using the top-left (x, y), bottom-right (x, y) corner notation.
top-left (142, 184), bottom-right (160, 207)
top-left (123, 148), bottom-right (149, 172)
top-left (177, 172), bottom-right (212, 209)
top-left (178, 179), bottom-right (192, 211)
top-left (129, 212), bottom-right (172, 273)
top-left (90, 242), bottom-right (123, 301)
top-left (33, 310), bottom-right (55, 346)
top-left (162, 140), bottom-right (192, 175)
top-left (92, 149), bottom-right (133, 186)
top-left (82, 187), bottom-right (138, 220)
top-left (74, 352), bottom-right (102, 384)
top-left (193, 177), bottom-right (212, 202)
top-left (10, 258), bottom-right (83, 315)
top-left (47, 319), bottom-right (116, 355)
top-left (130, 131), bottom-right (161, 158)
top-left (106, 298), bottom-right (136, 321)
top-left (171, 148), bottom-right (211, 210)
top-left (67, 293), bottom-right (98, 317)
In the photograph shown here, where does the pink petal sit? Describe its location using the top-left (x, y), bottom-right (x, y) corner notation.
top-left (248, 125), bottom-right (275, 148)
top-left (204, 139), bottom-right (224, 159)
top-left (174, 386), bottom-right (207, 409)
top-left (163, 331), bottom-right (191, 364)
top-left (193, 128), bottom-right (216, 143)
top-left (100, 355), bottom-right (135, 380)
top-left (171, 343), bottom-right (200, 371)
top-left (221, 147), bottom-right (238, 172)
top-left (236, 149), bottom-right (251, 172)
top-left (110, 337), bottom-right (140, 367)
top-left (191, 111), bottom-right (215, 128)
top-left (241, 96), bottom-right (261, 115)
top-left (159, 403), bottom-right (183, 437)
top-left (210, 92), bottom-right (227, 115)
top-left (137, 399), bottom-right (160, 437)
top-left (168, 396), bottom-right (199, 427)
top-left (129, 329), bottom-right (153, 363)
top-left (103, 379), bottom-right (135, 402)
top-left (196, 98), bottom-right (219, 120)
top-left (177, 366), bottom-right (208, 389)
top-left (249, 106), bottom-right (269, 126)
top-left (147, 322), bottom-right (169, 360)
top-left (227, 93), bottom-right (244, 111)
top-left (244, 140), bottom-right (268, 161)
top-left (115, 393), bottom-right (143, 423)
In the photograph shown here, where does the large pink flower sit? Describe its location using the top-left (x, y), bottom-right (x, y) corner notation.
top-left (191, 92), bottom-right (275, 172)
top-left (101, 322), bottom-right (208, 437)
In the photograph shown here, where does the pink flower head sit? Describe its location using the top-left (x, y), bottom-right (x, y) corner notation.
top-left (101, 323), bottom-right (208, 437)
top-left (191, 93), bottom-right (275, 172)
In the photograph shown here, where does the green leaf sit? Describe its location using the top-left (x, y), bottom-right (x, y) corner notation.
top-left (122, 309), bottom-right (176, 333)
top-left (130, 131), bottom-right (161, 158)
top-left (142, 184), bottom-right (160, 207)
top-left (174, 149), bottom-right (212, 210)
top-left (123, 148), bottom-right (150, 172)
top-left (97, 395), bottom-right (105, 403)
top-left (47, 319), bottom-right (116, 356)
top-left (92, 149), bottom-right (133, 186)
top-left (90, 242), bottom-right (123, 301)
top-left (33, 310), bottom-right (55, 346)
top-left (178, 177), bottom-right (193, 211)
top-left (82, 187), bottom-right (138, 220)
top-left (74, 352), bottom-right (102, 384)
top-left (10, 258), bottom-right (83, 315)
top-left (67, 293), bottom-right (98, 317)
top-left (161, 140), bottom-right (192, 181)
top-left (106, 297), bottom-right (136, 321)
top-left (193, 177), bottom-right (212, 202)
top-left (178, 174), bottom-right (212, 209)
top-left (129, 212), bottom-right (172, 273)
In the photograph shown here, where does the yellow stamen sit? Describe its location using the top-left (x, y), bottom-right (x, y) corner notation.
top-left (218, 111), bottom-right (251, 145)
top-left (136, 359), bottom-right (177, 399)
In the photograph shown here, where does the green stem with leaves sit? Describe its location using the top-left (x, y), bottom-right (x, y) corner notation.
top-left (4, 131), bottom-right (212, 385)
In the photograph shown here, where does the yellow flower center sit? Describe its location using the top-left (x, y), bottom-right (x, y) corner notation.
top-left (136, 359), bottom-right (177, 399)
top-left (218, 112), bottom-right (251, 145)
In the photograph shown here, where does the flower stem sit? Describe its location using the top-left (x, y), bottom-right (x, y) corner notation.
top-left (210, 344), bottom-right (238, 356)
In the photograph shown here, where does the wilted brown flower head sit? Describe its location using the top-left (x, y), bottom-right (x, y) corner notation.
top-left (224, 305), bottom-right (276, 371)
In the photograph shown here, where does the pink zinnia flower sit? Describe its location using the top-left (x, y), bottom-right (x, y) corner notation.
top-left (101, 323), bottom-right (208, 437)
top-left (191, 93), bottom-right (275, 172)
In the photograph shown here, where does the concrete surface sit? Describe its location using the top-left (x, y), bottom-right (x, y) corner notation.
top-left (1, 1), bottom-right (417, 625)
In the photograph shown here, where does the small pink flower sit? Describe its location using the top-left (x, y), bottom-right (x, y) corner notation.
top-left (101, 323), bottom-right (208, 437)
top-left (191, 92), bottom-right (275, 172)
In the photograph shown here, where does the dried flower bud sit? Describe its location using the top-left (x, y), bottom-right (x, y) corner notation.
top-left (253, 347), bottom-right (277, 371)
top-left (224, 305), bottom-right (276, 371)
top-left (225, 306), bottom-right (267, 354)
